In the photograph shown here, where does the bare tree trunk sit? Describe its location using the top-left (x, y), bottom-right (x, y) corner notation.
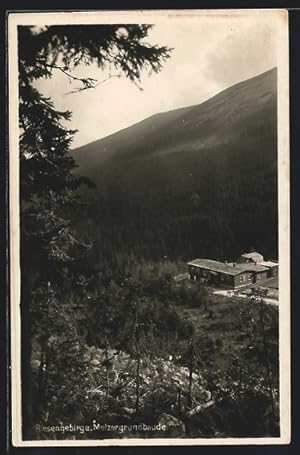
top-left (135, 306), bottom-right (140, 414)
top-left (187, 336), bottom-right (194, 408)
top-left (105, 338), bottom-right (109, 399)
top-left (136, 352), bottom-right (140, 414)
top-left (177, 387), bottom-right (182, 413)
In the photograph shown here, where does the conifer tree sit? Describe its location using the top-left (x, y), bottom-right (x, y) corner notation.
top-left (18, 24), bottom-right (171, 437)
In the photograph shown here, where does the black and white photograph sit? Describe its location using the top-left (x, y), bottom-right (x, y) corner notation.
top-left (8, 10), bottom-right (290, 445)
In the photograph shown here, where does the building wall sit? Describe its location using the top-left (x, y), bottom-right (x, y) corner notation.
top-left (219, 273), bottom-right (235, 288)
top-left (254, 270), bottom-right (268, 282)
top-left (268, 265), bottom-right (278, 277)
top-left (188, 266), bottom-right (235, 288)
top-left (188, 263), bottom-right (273, 288)
top-left (233, 272), bottom-right (253, 288)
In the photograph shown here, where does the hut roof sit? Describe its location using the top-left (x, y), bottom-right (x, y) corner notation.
top-left (240, 252), bottom-right (264, 263)
top-left (259, 261), bottom-right (278, 268)
top-left (187, 259), bottom-right (245, 276)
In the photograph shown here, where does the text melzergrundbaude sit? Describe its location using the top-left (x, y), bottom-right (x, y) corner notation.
top-left (35, 421), bottom-right (167, 434)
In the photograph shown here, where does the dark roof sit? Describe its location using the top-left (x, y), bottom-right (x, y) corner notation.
top-left (240, 252), bottom-right (264, 262)
top-left (187, 259), bottom-right (246, 276)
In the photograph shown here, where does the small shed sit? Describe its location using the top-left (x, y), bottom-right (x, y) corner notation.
top-left (259, 261), bottom-right (279, 277)
top-left (236, 252), bottom-right (264, 264)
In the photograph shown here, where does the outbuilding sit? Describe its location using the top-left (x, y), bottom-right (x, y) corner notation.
top-left (259, 261), bottom-right (279, 277)
top-left (236, 252), bottom-right (264, 264)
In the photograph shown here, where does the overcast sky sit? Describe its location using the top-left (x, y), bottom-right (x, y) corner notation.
top-left (34, 13), bottom-right (280, 149)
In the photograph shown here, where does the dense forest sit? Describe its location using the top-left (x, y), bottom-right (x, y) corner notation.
top-left (18, 24), bottom-right (279, 441)
top-left (73, 68), bottom-right (278, 277)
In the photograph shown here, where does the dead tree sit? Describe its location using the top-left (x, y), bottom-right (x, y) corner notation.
top-left (187, 335), bottom-right (194, 408)
top-left (134, 305), bottom-right (141, 414)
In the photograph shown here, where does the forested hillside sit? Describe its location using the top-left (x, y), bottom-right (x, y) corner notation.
top-left (72, 68), bottom-right (277, 278)
top-left (19, 22), bottom-right (279, 440)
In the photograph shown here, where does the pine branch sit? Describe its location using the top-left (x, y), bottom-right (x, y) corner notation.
top-left (44, 62), bottom-right (123, 94)
top-left (66, 73), bottom-right (122, 95)
top-left (20, 113), bottom-right (59, 169)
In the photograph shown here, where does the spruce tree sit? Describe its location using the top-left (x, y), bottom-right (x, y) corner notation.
top-left (18, 24), bottom-right (171, 437)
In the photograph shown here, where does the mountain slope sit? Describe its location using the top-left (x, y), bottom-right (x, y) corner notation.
top-left (72, 68), bottom-right (277, 271)
top-left (73, 68), bottom-right (276, 169)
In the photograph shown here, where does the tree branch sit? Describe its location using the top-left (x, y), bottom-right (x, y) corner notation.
top-left (66, 74), bottom-right (122, 95)
top-left (44, 62), bottom-right (123, 95)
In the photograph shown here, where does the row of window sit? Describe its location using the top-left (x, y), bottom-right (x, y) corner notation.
top-left (189, 267), bottom-right (267, 284)
top-left (239, 274), bottom-right (252, 283)
top-left (190, 267), bottom-right (232, 281)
